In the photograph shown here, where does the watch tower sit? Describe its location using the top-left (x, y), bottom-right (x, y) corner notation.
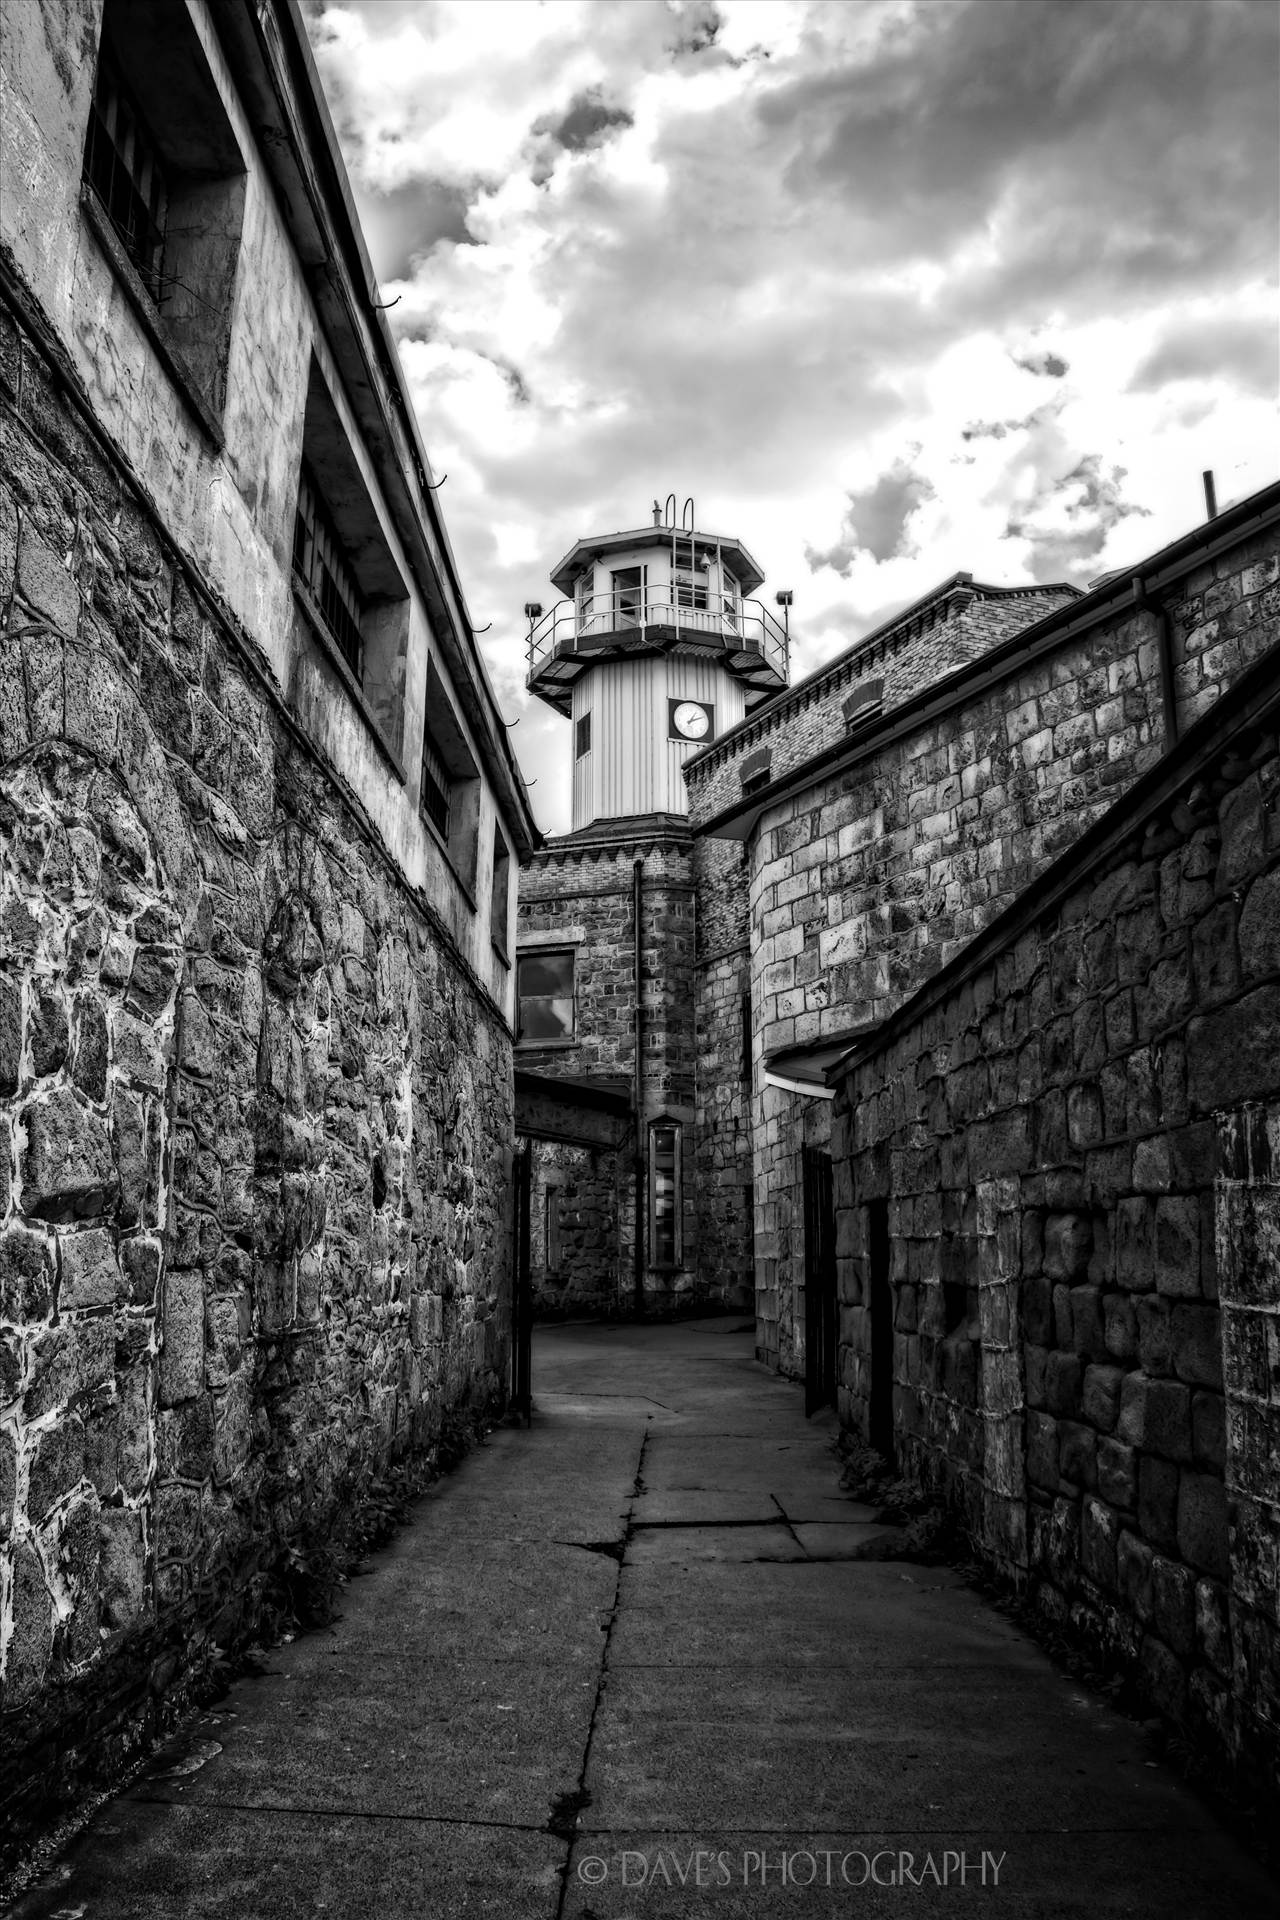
top-left (524, 497), bottom-right (789, 828)
top-left (516, 499), bottom-right (791, 1320)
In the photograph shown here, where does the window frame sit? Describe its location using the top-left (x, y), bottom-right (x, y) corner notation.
top-left (80, 0), bottom-right (247, 440)
top-left (490, 826), bottom-right (512, 962)
top-left (648, 1119), bottom-right (683, 1269)
top-left (575, 712), bottom-right (592, 759)
top-left (292, 458), bottom-right (365, 679)
top-left (516, 948), bottom-right (576, 1046)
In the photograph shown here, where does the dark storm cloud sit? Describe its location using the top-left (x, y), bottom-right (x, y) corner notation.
top-left (1004, 454), bottom-right (1151, 580)
top-left (1130, 315), bottom-right (1280, 397)
top-left (536, 89), bottom-right (634, 156)
top-left (1015, 350), bottom-right (1069, 378)
top-left (757, 0), bottom-right (1279, 312)
top-left (806, 462), bottom-right (936, 574)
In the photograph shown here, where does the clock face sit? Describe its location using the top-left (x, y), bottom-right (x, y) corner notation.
top-left (670, 699), bottom-right (713, 742)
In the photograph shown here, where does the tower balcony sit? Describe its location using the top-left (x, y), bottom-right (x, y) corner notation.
top-left (526, 586), bottom-right (790, 717)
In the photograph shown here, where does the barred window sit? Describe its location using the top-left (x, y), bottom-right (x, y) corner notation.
top-left (575, 713), bottom-right (592, 759)
top-left (420, 728), bottom-right (452, 840)
top-left (84, 47), bottom-right (167, 302)
top-left (649, 1122), bottom-right (683, 1268)
top-left (293, 462), bottom-right (364, 677)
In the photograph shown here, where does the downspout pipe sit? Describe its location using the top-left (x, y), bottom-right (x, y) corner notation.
top-left (1131, 574), bottom-right (1179, 750)
top-left (633, 857), bottom-right (646, 1316)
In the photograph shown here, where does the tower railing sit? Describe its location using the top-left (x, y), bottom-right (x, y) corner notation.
top-left (526, 587), bottom-right (789, 683)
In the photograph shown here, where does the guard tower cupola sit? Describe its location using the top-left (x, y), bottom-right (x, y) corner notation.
top-left (525, 497), bottom-right (791, 832)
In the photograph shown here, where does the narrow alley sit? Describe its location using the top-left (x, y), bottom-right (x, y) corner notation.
top-left (9, 1323), bottom-right (1276, 1919)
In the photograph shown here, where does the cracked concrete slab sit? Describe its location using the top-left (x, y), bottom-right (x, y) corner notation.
top-left (8, 1321), bottom-right (1276, 1920)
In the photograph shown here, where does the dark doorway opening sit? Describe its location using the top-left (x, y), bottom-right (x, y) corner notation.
top-left (511, 1140), bottom-right (532, 1423)
top-left (803, 1147), bottom-right (837, 1416)
top-left (867, 1196), bottom-right (893, 1459)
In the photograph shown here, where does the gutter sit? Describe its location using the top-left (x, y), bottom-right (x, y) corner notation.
top-left (633, 856), bottom-right (646, 1314)
top-left (694, 481), bottom-right (1280, 845)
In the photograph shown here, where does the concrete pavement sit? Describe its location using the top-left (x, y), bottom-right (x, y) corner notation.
top-left (8, 1320), bottom-right (1277, 1918)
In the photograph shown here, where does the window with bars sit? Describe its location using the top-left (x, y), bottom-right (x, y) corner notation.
top-left (649, 1121), bottom-right (683, 1268)
top-left (420, 728), bottom-right (452, 840)
top-left (575, 713), bottom-right (592, 759)
top-left (79, 0), bottom-right (246, 428)
top-left (292, 462), bottom-right (364, 677)
top-left (83, 47), bottom-right (167, 301)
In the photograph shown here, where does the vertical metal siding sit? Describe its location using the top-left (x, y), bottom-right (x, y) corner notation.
top-left (572, 654), bottom-right (750, 829)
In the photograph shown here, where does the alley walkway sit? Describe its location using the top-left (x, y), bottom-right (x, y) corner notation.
top-left (11, 1322), bottom-right (1277, 1919)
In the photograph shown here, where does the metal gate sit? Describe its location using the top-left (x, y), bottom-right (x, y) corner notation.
top-left (803, 1147), bottom-right (837, 1416)
top-left (511, 1139), bottom-right (532, 1424)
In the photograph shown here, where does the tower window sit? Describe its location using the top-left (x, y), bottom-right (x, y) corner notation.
top-left (612, 567), bottom-right (644, 626)
top-left (576, 713), bottom-right (592, 758)
top-left (517, 950), bottom-right (575, 1043)
top-left (649, 1121), bottom-right (682, 1268)
top-left (293, 461), bottom-right (364, 677)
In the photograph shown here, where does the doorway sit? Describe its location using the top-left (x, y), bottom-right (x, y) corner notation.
top-left (867, 1196), bottom-right (893, 1459)
top-left (803, 1147), bottom-right (837, 1416)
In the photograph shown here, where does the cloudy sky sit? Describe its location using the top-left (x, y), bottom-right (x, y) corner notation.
top-left (303, 0), bottom-right (1278, 835)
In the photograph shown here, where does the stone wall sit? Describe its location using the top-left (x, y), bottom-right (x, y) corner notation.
top-left (517, 826), bottom-right (702, 1309)
top-left (701, 504), bottom-right (1280, 1377)
top-left (686, 580), bottom-right (1080, 826)
top-left (690, 836), bottom-right (754, 1312)
top-left (530, 1141), bottom-right (631, 1315)
top-left (834, 639), bottom-right (1280, 1790)
top-left (0, 281), bottom-right (514, 1816)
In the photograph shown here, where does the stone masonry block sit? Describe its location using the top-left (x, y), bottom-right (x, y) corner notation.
top-left (1151, 1554), bottom-right (1196, 1660)
top-left (1118, 1374), bottom-right (1192, 1461)
top-left (1082, 1495), bottom-right (1118, 1590)
top-left (1083, 1363), bottom-right (1124, 1433)
top-left (160, 1270), bottom-right (204, 1405)
top-left (1154, 1195), bottom-right (1200, 1299)
top-left (21, 1087), bottom-right (119, 1221)
top-left (1098, 1436), bottom-right (1136, 1509)
top-left (1170, 1303), bottom-right (1222, 1390)
top-left (1137, 1454), bottom-right (1180, 1554)
top-left (1177, 1470), bottom-right (1229, 1579)
top-left (17, 522), bottom-right (79, 634)
top-left (1117, 1528), bottom-right (1155, 1621)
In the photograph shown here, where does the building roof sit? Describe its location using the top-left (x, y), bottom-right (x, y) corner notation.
top-left (549, 525), bottom-right (766, 597)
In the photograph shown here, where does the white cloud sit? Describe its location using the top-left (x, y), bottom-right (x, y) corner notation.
top-left (305, 0), bottom-right (1279, 832)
